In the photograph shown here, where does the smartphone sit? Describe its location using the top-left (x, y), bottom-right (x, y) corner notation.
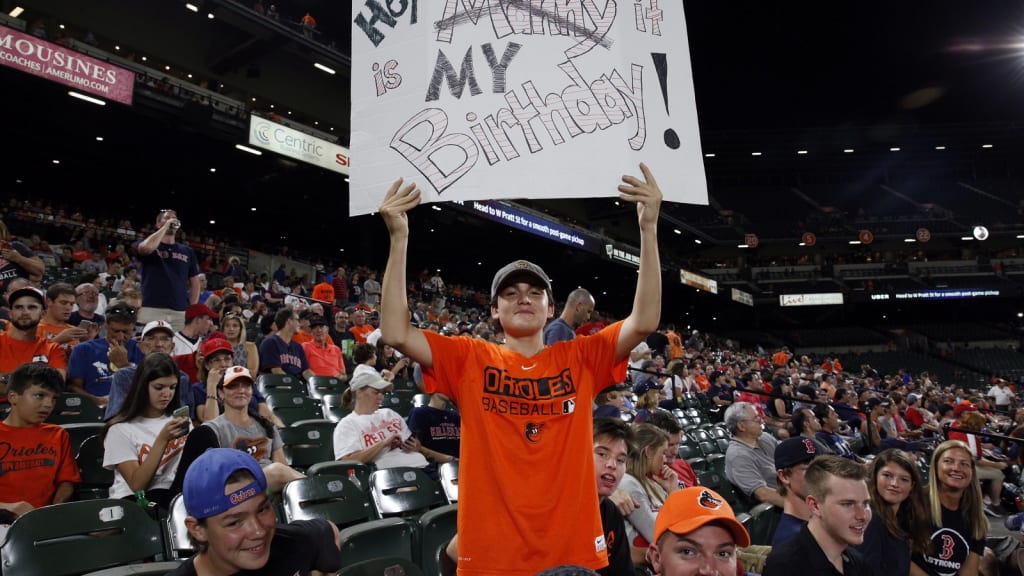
top-left (79, 320), bottom-right (96, 331)
top-left (171, 406), bottom-right (190, 437)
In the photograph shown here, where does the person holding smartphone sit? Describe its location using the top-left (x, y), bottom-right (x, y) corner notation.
top-left (102, 353), bottom-right (190, 511)
top-left (620, 424), bottom-right (680, 569)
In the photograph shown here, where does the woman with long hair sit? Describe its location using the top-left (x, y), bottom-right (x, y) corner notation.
top-left (911, 440), bottom-right (988, 576)
top-left (375, 340), bottom-right (411, 382)
top-left (854, 448), bottom-right (931, 576)
top-left (220, 312), bottom-right (259, 375)
top-left (102, 353), bottom-right (189, 510)
top-left (619, 423), bottom-right (679, 566)
top-left (766, 377), bottom-right (795, 423)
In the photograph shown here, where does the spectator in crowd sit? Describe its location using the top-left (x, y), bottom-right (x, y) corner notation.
top-left (791, 406), bottom-right (832, 455)
top-left (0, 363), bottom-right (80, 522)
top-left (763, 456), bottom-right (871, 575)
top-left (301, 11), bottom-right (317, 38)
top-left (348, 310), bottom-right (374, 343)
top-left (948, 409), bottom-right (1008, 516)
top-left (102, 353), bottom-right (190, 510)
top-left (105, 320), bottom-right (190, 419)
top-left (36, 282), bottom-right (90, 356)
top-left (375, 341), bottom-right (411, 382)
top-left (406, 391), bottom-right (461, 479)
top-left (633, 361), bottom-right (664, 423)
top-left (310, 272), bottom-right (334, 306)
top-left (913, 440), bottom-right (991, 576)
top-left (723, 401), bottom-right (784, 507)
top-left (170, 448), bottom-right (340, 576)
top-left (0, 287), bottom-right (67, 394)
top-left (987, 378), bottom-right (1014, 414)
top-left (0, 218), bottom-right (45, 291)
top-left (195, 274), bottom-right (214, 305)
top-left (363, 271), bottom-right (381, 308)
top-left (813, 403), bottom-right (865, 463)
top-left (258, 308), bottom-right (315, 380)
top-left (593, 383), bottom-right (630, 419)
top-left (67, 303), bottom-right (143, 408)
top-left (221, 312), bottom-right (259, 375)
top-left (771, 436), bottom-right (821, 547)
top-left (593, 418), bottom-right (634, 576)
top-left (645, 411), bottom-right (698, 490)
top-left (543, 287), bottom-right (595, 344)
top-left (620, 424), bottom-right (678, 568)
top-left (331, 266), bottom-right (348, 308)
top-left (332, 372), bottom-right (430, 470)
top-left (854, 449), bottom-right (931, 576)
top-left (173, 366), bottom-right (303, 495)
top-left (302, 315), bottom-right (347, 380)
top-left (69, 282), bottom-right (105, 330)
top-left (647, 487), bottom-right (750, 576)
top-left (135, 209), bottom-right (201, 331)
top-left (377, 165), bottom-right (661, 573)
top-left (173, 304), bottom-right (218, 356)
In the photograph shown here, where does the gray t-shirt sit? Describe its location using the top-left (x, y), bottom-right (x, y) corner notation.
top-left (204, 415), bottom-right (282, 466)
top-left (724, 432), bottom-right (779, 497)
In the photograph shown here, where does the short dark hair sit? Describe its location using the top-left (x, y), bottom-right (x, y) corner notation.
top-left (645, 410), bottom-right (683, 435)
top-left (273, 307), bottom-right (293, 331)
top-left (7, 362), bottom-right (64, 395)
top-left (353, 342), bottom-right (376, 364)
top-left (45, 282), bottom-right (76, 302)
top-left (593, 417), bottom-right (632, 444)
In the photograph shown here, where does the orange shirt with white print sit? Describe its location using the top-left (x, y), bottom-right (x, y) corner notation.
top-left (0, 333), bottom-right (67, 374)
top-left (422, 322), bottom-right (627, 576)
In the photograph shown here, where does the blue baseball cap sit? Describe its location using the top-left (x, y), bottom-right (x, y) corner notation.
top-left (183, 448), bottom-right (268, 519)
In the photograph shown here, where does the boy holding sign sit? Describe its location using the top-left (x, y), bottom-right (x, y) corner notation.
top-left (378, 163), bottom-right (663, 574)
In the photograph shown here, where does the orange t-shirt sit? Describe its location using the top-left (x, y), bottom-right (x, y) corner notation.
top-left (348, 324), bottom-right (375, 343)
top-left (311, 282), bottom-right (335, 304)
top-left (422, 321), bottom-right (627, 575)
top-left (292, 332), bottom-right (313, 345)
top-left (36, 320), bottom-right (79, 360)
top-left (0, 334), bottom-right (67, 374)
top-left (0, 422), bottom-right (81, 508)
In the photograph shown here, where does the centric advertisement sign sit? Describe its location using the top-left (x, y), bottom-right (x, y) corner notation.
top-left (248, 116), bottom-right (351, 175)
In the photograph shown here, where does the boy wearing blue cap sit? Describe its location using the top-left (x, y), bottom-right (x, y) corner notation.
top-left (169, 448), bottom-right (340, 576)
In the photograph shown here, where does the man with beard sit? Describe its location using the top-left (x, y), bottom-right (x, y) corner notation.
top-left (69, 282), bottom-right (105, 332)
top-left (0, 287), bottom-right (66, 396)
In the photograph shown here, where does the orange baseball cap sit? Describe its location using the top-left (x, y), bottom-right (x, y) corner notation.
top-left (653, 487), bottom-right (750, 547)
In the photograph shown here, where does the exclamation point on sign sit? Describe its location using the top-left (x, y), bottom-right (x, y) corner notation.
top-left (651, 53), bottom-right (680, 149)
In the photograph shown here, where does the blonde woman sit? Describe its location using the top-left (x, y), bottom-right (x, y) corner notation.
top-left (911, 440), bottom-right (988, 576)
top-left (620, 423), bottom-right (678, 566)
top-left (220, 312), bottom-right (259, 375)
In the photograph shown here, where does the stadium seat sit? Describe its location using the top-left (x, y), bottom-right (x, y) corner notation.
top-left (380, 392), bottom-right (414, 417)
top-left (746, 503), bottom-right (782, 546)
top-left (64, 422), bottom-right (105, 456)
top-left (165, 494), bottom-right (194, 560)
top-left (278, 420), bottom-right (336, 470)
top-left (438, 460), bottom-right (459, 503)
top-left (369, 467), bottom-right (443, 519)
top-left (282, 474), bottom-right (375, 529)
top-left (321, 393), bottom-right (351, 422)
top-left (46, 393), bottom-right (105, 424)
top-left (75, 434), bottom-right (113, 500)
top-left (417, 504), bottom-right (457, 575)
top-left (308, 460), bottom-right (373, 493)
top-left (340, 557), bottom-right (424, 576)
top-left (338, 518), bottom-right (416, 570)
top-left (307, 376), bottom-right (346, 400)
top-left (256, 373), bottom-right (305, 396)
top-left (0, 499), bottom-right (168, 576)
top-left (263, 389), bottom-right (309, 410)
top-left (269, 397), bottom-right (324, 426)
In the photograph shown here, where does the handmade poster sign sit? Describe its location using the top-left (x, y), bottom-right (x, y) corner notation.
top-left (349, 1), bottom-right (707, 215)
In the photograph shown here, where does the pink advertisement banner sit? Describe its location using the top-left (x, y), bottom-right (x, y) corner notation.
top-left (0, 24), bottom-right (134, 105)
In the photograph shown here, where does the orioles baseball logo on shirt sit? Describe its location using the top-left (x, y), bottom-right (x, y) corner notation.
top-left (524, 422), bottom-right (545, 443)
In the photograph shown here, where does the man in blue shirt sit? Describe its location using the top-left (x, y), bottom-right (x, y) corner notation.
top-left (135, 209), bottom-right (200, 332)
top-left (67, 304), bottom-right (143, 408)
top-left (542, 288), bottom-right (594, 345)
top-left (258, 308), bottom-right (314, 380)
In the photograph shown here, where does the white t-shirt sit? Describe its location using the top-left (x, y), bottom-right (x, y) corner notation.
top-left (332, 408), bottom-right (428, 469)
top-left (103, 415), bottom-right (187, 499)
top-left (987, 385), bottom-right (1014, 407)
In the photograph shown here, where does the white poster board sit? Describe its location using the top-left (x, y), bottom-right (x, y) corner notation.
top-left (349, 1), bottom-right (708, 215)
